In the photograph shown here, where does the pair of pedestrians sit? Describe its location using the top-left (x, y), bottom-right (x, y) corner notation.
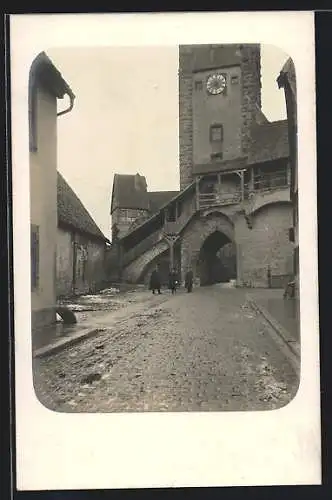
top-left (149, 268), bottom-right (194, 295)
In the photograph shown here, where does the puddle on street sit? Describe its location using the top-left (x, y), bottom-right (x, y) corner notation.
top-left (32, 322), bottom-right (87, 350)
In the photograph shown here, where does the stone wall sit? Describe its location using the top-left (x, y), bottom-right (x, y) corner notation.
top-left (112, 207), bottom-right (149, 239)
top-left (192, 65), bottom-right (242, 165)
top-left (235, 202), bottom-right (293, 287)
top-left (179, 47), bottom-right (194, 190)
top-left (56, 228), bottom-right (107, 298)
top-left (105, 244), bottom-right (121, 282)
top-left (56, 227), bottom-right (74, 297)
top-left (240, 44), bottom-right (261, 155)
top-left (179, 44), bottom-right (262, 190)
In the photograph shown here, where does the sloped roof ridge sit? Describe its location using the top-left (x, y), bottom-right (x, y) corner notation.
top-left (57, 171), bottom-right (108, 242)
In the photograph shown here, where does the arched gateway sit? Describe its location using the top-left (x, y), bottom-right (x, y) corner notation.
top-left (180, 211), bottom-right (236, 285)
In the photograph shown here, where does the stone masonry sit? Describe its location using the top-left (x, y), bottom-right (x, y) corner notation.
top-left (240, 44), bottom-right (261, 155)
top-left (179, 47), bottom-right (194, 190)
top-left (179, 44), bottom-right (262, 189)
top-left (235, 203), bottom-right (293, 287)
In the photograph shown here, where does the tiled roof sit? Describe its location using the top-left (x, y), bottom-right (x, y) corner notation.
top-left (193, 157), bottom-right (248, 175)
top-left (57, 172), bottom-right (108, 242)
top-left (248, 119), bottom-right (289, 164)
top-left (111, 174), bottom-right (149, 212)
top-left (148, 191), bottom-right (179, 214)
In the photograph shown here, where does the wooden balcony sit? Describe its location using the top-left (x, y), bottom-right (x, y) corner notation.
top-left (120, 171), bottom-right (290, 268)
top-left (198, 191), bottom-right (242, 210)
top-left (252, 172), bottom-right (290, 193)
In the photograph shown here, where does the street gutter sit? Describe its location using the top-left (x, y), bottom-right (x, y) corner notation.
top-left (247, 296), bottom-right (301, 375)
top-left (33, 327), bottom-right (104, 358)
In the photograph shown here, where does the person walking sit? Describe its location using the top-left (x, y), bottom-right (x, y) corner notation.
top-left (169, 268), bottom-right (178, 295)
top-left (185, 269), bottom-right (193, 293)
top-left (149, 267), bottom-right (161, 295)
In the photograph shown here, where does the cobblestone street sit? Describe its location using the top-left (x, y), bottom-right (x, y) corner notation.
top-left (33, 286), bottom-right (299, 413)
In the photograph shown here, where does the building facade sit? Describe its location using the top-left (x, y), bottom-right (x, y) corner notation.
top-left (56, 172), bottom-right (110, 298)
top-left (278, 58), bottom-right (298, 297)
top-left (111, 45), bottom-right (295, 290)
top-left (179, 44), bottom-right (262, 190)
top-left (29, 52), bottom-right (75, 329)
top-left (111, 173), bottom-right (178, 240)
top-left (178, 44), bottom-right (293, 287)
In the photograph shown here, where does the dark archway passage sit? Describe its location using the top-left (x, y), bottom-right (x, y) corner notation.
top-left (197, 230), bottom-right (236, 286)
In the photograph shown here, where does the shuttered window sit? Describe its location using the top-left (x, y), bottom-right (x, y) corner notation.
top-left (31, 224), bottom-right (39, 290)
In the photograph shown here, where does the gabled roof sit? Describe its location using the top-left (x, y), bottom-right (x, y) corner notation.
top-left (111, 174), bottom-right (149, 213)
top-left (57, 172), bottom-right (109, 243)
top-left (248, 119), bottom-right (289, 164)
top-left (111, 173), bottom-right (179, 215)
top-left (148, 191), bottom-right (179, 214)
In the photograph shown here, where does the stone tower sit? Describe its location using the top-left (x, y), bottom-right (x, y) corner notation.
top-left (179, 44), bottom-right (262, 190)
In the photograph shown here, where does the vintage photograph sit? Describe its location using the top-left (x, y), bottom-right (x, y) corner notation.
top-left (29, 43), bottom-right (299, 413)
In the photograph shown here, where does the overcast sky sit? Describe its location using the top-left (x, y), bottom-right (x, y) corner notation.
top-left (48, 44), bottom-right (289, 240)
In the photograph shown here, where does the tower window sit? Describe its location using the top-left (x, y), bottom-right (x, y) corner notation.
top-left (210, 124), bottom-right (224, 143)
top-left (210, 152), bottom-right (223, 161)
top-left (231, 75), bottom-right (239, 85)
top-left (195, 80), bottom-right (203, 91)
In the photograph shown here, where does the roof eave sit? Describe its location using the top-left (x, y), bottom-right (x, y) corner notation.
top-left (247, 155), bottom-right (289, 167)
top-left (58, 219), bottom-right (109, 244)
top-left (30, 51), bottom-right (75, 100)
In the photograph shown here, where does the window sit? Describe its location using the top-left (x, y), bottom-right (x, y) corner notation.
top-left (210, 152), bottom-right (223, 161)
top-left (231, 75), bottom-right (239, 85)
top-left (166, 205), bottom-right (176, 222)
top-left (210, 124), bottom-right (224, 143)
top-left (121, 209), bottom-right (137, 223)
top-left (31, 224), bottom-right (39, 291)
top-left (195, 80), bottom-right (203, 91)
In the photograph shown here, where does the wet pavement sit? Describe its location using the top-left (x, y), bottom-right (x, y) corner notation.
top-left (33, 285), bottom-right (300, 413)
top-left (249, 289), bottom-right (300, 343)
top-left (32, 285), bottom-right (149, 351)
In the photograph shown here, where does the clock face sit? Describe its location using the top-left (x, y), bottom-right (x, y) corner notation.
top-left (206, 73), bottom-right (227, 95)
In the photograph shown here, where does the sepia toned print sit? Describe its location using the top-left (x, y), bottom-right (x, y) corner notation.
top-left (30, 44), bottom-right (300, 413)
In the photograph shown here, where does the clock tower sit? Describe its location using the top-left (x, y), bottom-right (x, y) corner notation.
top-left (179, 44), bottom-right (261, 190)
